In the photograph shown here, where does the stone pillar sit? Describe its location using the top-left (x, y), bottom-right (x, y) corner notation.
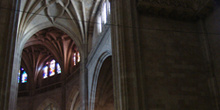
top-left (0, 0), bottom-right (20, 110)
top-left (80, 43), bottom-right (88, 110)
top-left (111, 0), bottom-right (144, 109)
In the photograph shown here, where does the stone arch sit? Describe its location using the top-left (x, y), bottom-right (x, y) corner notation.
top-left (13, 23), bottom-right (84, 110)
top-left (89, 51), bottom-right (112, 110)
top-left (13, 22), bottom-right (84, 88)
top-left (66, 83), bottom-right (81, 110)
top-left (66, 90), bottom-right (80, 110)
top-left (18, 22), bottom-right (83, 56)
top-left (36, 98), bottom-right (61, 110)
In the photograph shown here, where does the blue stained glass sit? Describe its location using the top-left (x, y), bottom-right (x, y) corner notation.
top-left (43, 66), bottom-right (48, 78)
top-left (56, 63), bottom-right (61, 74)
top-left (21, 71), bottom-right (28, 83)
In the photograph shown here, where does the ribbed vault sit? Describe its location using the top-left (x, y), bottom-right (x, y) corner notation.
top-left (21, 27), bottom-right (80, 87)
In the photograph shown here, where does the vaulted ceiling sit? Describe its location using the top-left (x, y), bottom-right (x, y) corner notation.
top-left (18, 0), bottom-right (103, 46)
top-left (21, 27), bottom-right (79, 82)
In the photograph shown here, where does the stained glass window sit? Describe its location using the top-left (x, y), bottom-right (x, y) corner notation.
top-left (49, 59), bottom-right (55, 76)
top-left (73, 53), bottom-right (76, 66)
top-left (18, 67), bottom-right (28, 83)
top-left (77, 52), bottom-right (80, 62)
top-left (42, 59), bottom-right (63, 79)
top-left (56, 63), bottom-right (61, 74)
top-left (43, 66), bottom-right (48, 78)
top-left (21, 71), bottom-right (28, 83)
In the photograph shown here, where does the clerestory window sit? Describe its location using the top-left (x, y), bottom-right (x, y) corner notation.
top-left (97, 0), bottom-right (111, 34)
top-left (18, 67), bottom-right (28, 83)
top-left (43, 59), bottom-right (61, 79)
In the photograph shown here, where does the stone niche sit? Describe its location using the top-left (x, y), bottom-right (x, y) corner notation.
top-left (137, 0), bottom-right (214, 20)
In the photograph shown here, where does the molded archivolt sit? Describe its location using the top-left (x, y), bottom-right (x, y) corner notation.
top-left (66, 90), bottom-right (80, 110)
top-left (93, 56), bottom-right (114, 110)
top-left (89, 51), bottom-right (112, 110)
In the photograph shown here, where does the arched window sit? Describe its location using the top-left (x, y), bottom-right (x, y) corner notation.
top-left (73, 51), bottom-right (81, 66)
top-left (102, 2), bottom-right (107, 24)
top-left (43, 59), bottom-right (62, 79)
top-left (77, 52), bottom-right (80, 62)
top-left (49, 59), bottom-right (56, 76)
top-left (56, 63), bottom-right (61, 74)
top-left (43, 66), bottom-right (48, 78)
top-left (21, 71), bottom-right (28, 83)
top-left (18, 67), bottom-right (28, 83)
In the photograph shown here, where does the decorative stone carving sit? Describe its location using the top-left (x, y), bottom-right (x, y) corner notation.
top-left (137, 0), bottom-right (214, 20)
top-left (44, 0), bottom-right (69, 23)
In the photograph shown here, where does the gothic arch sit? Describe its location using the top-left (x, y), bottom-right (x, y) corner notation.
top-left (89, 51), bottom-right (112, 110)
top-left (66, 90), bottom-right (80, 110)
top-left (36, 98), bottom-right (61, 110)
top-left (12, 22), bottom-right (84, 89)
top-left (18, 22), bottom-right (83, 56)
top-left (12, 23), bottom-right (84, 110)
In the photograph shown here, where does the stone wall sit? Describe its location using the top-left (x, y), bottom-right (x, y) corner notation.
top-left (202, 2), bottom-right (220, 109)
top-left (138, 12), bottom-right (215, 110)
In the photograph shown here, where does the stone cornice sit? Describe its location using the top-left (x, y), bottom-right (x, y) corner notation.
top-left (137, 0), bottom-right (214, 20)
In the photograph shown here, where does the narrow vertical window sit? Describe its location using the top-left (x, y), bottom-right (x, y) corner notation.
top-left (21, 71), bottom-right (28, 83)
top-left (107, 0), bottom-right (111, 15)
top-left (73, 53), bottom-right (76, 66)
top-left (102, 2), bottom-right (107, 24)
top-left (56, 63), bottom-right (61, 74)
top-left (98, 16), bottom-right (102, 33)
top-left (43, 66), bottom-right (48, 78)
top-left (49, 59), bottom-right (55, 76)
top-left (77, 52), bottom-right (80, 62)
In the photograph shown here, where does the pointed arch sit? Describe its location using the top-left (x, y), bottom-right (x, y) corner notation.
top-left (36, 98), bottom-right (61, 110)
top-left (89, 51), bottom-right (112, 110)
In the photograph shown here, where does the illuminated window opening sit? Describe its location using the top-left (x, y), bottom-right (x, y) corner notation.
top-left (49, 59), bottom-right (56, 76)
top-left (107, 0), bottom-right (110, 15)
top-left (43, 66), bottom-right (48, 79)
top-left (77, 52), bottom-right (80, 62)
top-left (102, 2), bottom-right (107, 24)
top-left (21, 71), bottom-right (28, 83)
top-left (57, 63), bottom-right (61, 74)
top-left (43, 59), bottom-right (62, 79)
top-left (18, 67), bottom-right (28, 83)
top-left (73, 52), bottom-right (77, 66)
top-left (98, 16), bottom-right (102, 33)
